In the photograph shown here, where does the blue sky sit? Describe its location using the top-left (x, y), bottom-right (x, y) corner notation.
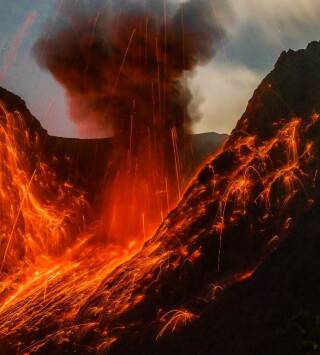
top-left (1, 0), bottom-right (320, 137)
top-left (0, 0), bottom-right (75, 136)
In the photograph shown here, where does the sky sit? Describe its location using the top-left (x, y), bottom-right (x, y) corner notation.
top-left (0, 0), bottom-right (320, 137)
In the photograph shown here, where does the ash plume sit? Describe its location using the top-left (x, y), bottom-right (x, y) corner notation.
top-left (33, 0), bottom-right (226, 139)
top-left (33, 0), bottom-right (228, 242)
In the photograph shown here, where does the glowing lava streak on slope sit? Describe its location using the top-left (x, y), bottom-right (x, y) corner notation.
top-left (0, 103), bottom-right (137, 346)
top-left (0, 104), bottom-right (87, 274)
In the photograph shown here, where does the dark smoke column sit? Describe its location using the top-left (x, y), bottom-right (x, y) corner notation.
top-left (33, 0), bottom-right (226, 245)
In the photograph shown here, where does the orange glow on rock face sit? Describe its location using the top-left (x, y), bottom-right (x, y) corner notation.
top-left (0, 104), bottom-right (87, 273)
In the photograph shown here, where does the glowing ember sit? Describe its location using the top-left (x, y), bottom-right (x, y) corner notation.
top-left (156, 309), bottom-right (199, 340)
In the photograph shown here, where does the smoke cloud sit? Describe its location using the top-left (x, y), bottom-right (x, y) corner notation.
top-left (33, 0), bottom-right (226, 139)
top-left (33, 0), bottom-right (227, 243)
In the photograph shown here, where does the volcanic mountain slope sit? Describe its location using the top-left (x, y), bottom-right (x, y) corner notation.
top-left (68, 41), bottom-right (320, 355)
top-left (1, 41), bottom-right (320, 355)
top-left (67, 41), bottom-right (320, 354)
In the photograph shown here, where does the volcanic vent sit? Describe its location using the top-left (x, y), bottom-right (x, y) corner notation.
top-left (0, 38), bottom-right (320, 355)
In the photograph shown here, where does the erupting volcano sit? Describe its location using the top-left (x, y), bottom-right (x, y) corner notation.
top-left (32, 0), bottom-right (226, 247)
top-left (1, 0), bottom-right (320, 353)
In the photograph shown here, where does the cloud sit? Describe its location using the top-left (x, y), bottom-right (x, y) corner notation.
top-left (228, 0), bottom-right (320, 44)
top-left (190, 61), bottom-right (262, 134)
top-left (189, 0), bottom-right (320, 135)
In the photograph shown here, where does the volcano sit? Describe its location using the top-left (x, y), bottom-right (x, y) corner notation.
top-left (0, 41), bottom-right (320, 355)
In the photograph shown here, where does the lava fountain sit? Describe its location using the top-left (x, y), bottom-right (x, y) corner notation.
top-left (32, 0), bottom-right (226, 247)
